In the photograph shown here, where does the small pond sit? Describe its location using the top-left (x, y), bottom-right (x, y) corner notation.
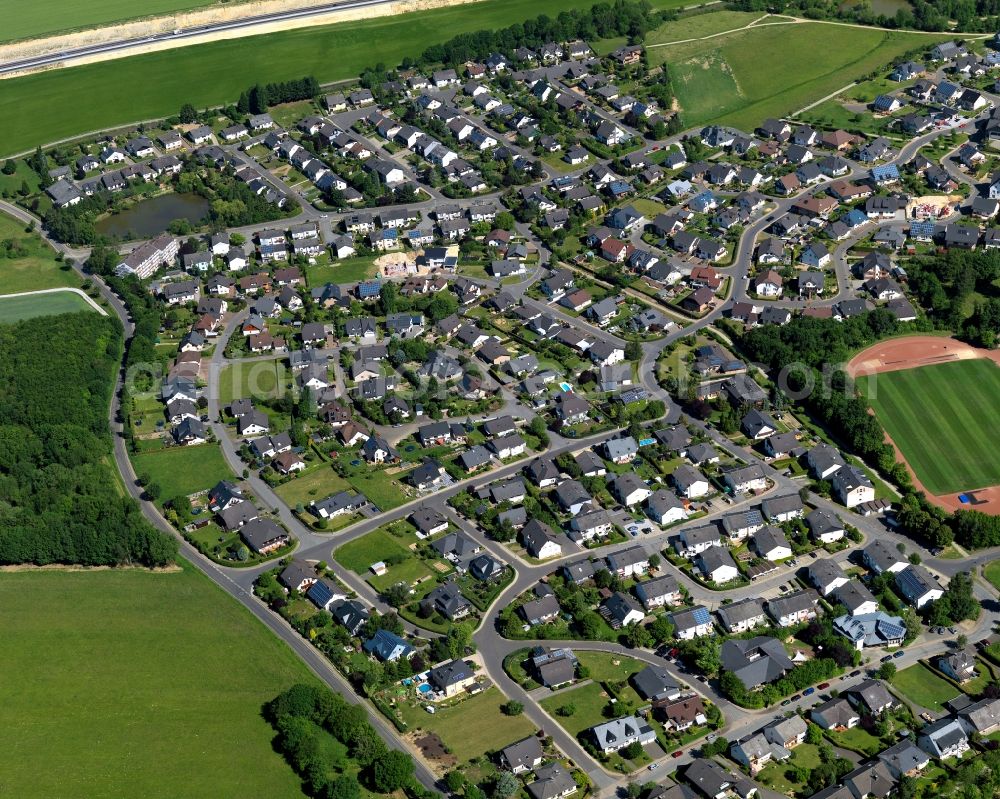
top-left (96, 192), bottom-right (210, 238)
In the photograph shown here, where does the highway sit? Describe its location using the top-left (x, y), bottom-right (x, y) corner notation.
top-left (0, 0), bottom-right (401, 75)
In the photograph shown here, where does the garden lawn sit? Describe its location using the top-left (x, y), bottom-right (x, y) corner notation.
top-left (644, 9), bottom-right (765, 45)
top-left (218, 360), bottom-right (288, 404)
top-left (308, 257), bottom-right (378, 286)
top-left (0, 290), bottom-right (95, 322)
top-left (397, 686), bottom-right (535, 763)
top-left (274, 465), bottom-right (353, 508)
top-left (576, 651), bottom-right (646, 683)
top-left (756, 743), bottom-right (822, 797)
top-left (858, 359), bottom-right (1000, 495)
top-left (655, 23), bottom-right (951, 130)
top-left (985, 560), bottom-right (1000, 592)
top-left (344, 466), bottom-right (412, 511)
top-left (824, 725), bottom-right (885, 756)
top-left (368, 557), bottom-right (437, 592)
top-left (0, 212), bottom-right (81, 293)
top-left (891, 664), bottom-right (961, 713)
top-left (0, 0), bottom-right (684, 156)
top-left (540, 682), bottom-right (617, 737)
top-left (0, 564), bottom-right (316, 799)
top-left (132, 443), bottom-right (234, 498)
top-left (333, 528), bottom-right (413, 574)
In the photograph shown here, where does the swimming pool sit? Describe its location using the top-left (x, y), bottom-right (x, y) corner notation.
top-left (559, 382), bottom-right (573, 392)
top-left (417, 683), bottom-right (432, 694)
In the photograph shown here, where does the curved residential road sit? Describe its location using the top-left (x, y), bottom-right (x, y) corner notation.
top-left (0, 198), bottom-right (445, 795)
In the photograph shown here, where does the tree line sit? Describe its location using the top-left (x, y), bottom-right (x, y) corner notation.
top-left (0, 313), bottom-right (176, 567)
top-left (266, 683), bottom-right (430, 799)
top-left (417, 0), bottom-right (663, 68)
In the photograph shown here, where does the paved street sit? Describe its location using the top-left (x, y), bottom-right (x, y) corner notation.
top-left (9, 52), bottom-right (1000, 796)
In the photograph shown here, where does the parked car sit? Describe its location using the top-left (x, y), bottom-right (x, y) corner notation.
top-left (893, 650), bottom-right (905, 659)
top-left (803, 687), bottom-right (816, 696)
top-left (881, 655), bottom-right (893, 663)
top-left (790, 694), bottom-right (801, 701)
top-left (849, 670), bottom-right (861, 677)
top-left (672, 750), bottom-right (683, 759)
top-left (648, 764), bottom-right (659, 771)
top-left (818, 682), bottom-right (830, 690)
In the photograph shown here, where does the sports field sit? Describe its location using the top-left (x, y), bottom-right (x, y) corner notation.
top-left (654, 22), bottom-right (950, 130)
top-left (0, 289), bottom-right (95, 321)
top-left (859, 359), bottom-right (1000, 495)
top-left (0, 564), bottom-right (315, 798)
top-left (0, 0), bottom-right (684, 156)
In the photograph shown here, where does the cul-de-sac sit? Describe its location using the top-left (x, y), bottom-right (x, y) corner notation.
top-left (6, 1), bottom-right (1000, 798)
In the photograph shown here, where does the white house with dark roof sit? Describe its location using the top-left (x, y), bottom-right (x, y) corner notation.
top-left (606, 545), bottom-right (649, 579)
top-left (587, 716), bottom-right (657, 754)
top-left (697, 547), bottom-right (739, 584)
top-left (717, 597), bottom-right (767, 633)
top-left (894, 564), bottom-right (943, 608)
top-left (918, 718), bottom-right (969, 760)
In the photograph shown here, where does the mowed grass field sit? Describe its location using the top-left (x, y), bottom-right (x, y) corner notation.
top-left (218, 360), bottom-right (288, 404)
top-left (0, 212), bottom-right (81, 293)
top-left (0, 565), bottom-right (315, 798)
top-left (859, 359), bottom-right (1000, 495)
top-left (132, 442), bottom-right (234, 498)
top-left (653, 22), bottom-right (950, 130)
top-left (0, 0), bottom-right (223, 42)
top-left (891, 663), bottom-right (960, 713)
top-left (0, 0), bottom-right (684, 156)
top-left (0, 290), bottom-right (95, 322)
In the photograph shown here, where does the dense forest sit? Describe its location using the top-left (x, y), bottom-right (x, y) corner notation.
top-left (0, 313), bottom-right (176, 566)
top-left (901, 248), bottom-right (1000, 347)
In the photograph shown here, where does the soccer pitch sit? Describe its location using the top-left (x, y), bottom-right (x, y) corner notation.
top-left (859, 359), bottom-right (1000, 495)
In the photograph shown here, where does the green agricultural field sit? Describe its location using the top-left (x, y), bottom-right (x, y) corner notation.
top-left (0, 290), bottom-right (95, 322)
top-left (0, 0), bottom-right (227, 43)
top-left (654, 22), bottom-right (950, 130)
top-left (396, 686), bottom-right (535, 763)
top-left (0, 564), bottom-right (316, 798)
top-left (644, 9), bottom-right (765, 45)
top-left (0, 212), bottom-right (81, 293)
top-left (859, 359), bottom-right (1000, 495)
top-left (132, 443), bottom-right (234, 498)
top-left (218, 359), bottom-right (288, 404)
top-left (891, 663), bottom-right (961, 713)
top-left (0, 0), bottom-right (684, 156)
